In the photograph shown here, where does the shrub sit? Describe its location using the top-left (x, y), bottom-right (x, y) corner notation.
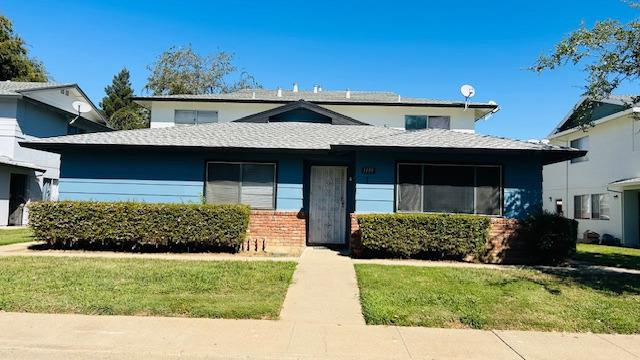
top-left (28, 201), bottom-right (250, 251)
top-left (356, 213), bottom-right (491, 259)
top-left (519, 211), bottom-right (578, 265)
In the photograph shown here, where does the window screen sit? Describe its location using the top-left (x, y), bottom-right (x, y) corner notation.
top-left (405, 115), bottom-right (427, 130)
top-left (206, 162), bottom-right (275, 209)
top-left (475, 167), bottom-right (501, 215)
top-left (175, 110), bottom-right (196, 125)
top-left (175, 110), bottom-right (218, 125)
top-left (241, 164), bottom-right (275, 209)
top-left (428, 116), bottom-right (451, 130)
top-left (397, 164), bottom-right (501, 215)
top-left (423, 165), bottom-right (474, 214)
top-left (206, 163), bottom-right (241, 205)
top-left (397, 164), bottom-right (422, 211)
top-left (570, 136), bottom-right (589, 163)
top-left (591, 194), bottom-right (610, 220)
top-left (574, 194), bottom-right (590, 219)
top-left (197, 111), bottom-right (218, 124)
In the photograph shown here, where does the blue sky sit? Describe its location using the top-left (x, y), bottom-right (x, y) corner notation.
top-left (3, 1), bottom-right (639, 139)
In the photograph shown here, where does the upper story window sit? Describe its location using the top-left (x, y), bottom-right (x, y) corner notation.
top-left (205, 162), bottom-right (276, 209)
top-left (396, 163), bottom-right (501, 216)
top-left (174, 110), bottom-right (218, 125)
top-left (570, 136), bottom-right (589, 163)
top-left (404, 115), bottom-right (451, 131)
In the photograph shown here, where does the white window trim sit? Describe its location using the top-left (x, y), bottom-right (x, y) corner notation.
top-left (205, 161), bottom-right (277, 209)
top-left (395, 162), bottom-right (503, 217)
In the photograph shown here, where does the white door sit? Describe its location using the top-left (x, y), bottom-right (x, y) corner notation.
top-left (308, 166), bottom-right (347, 245)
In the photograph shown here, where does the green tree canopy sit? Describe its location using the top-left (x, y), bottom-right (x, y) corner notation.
top-left (100, 68), bottom-right (148, 130)
top-left (145, 45), bottom-right (259, 95)
top-left (531, 3), bottom-right (640, 128)
top-left (0, 14), bottom-right (48, 82)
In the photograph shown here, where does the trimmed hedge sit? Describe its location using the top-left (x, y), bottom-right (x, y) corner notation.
top-left (28, 201), bottom-right (250, 251)
top-left (356, 213), bottom-right (491, 259)
top-left (520, 211), bottom-right (578, 265)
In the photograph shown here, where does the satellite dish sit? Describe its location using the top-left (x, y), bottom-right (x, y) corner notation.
top-left (460, 84), bottom-right (476, 98)
top-left (460, 85), bottom-right (476, 111)
top-left (71, 101), bottom-right (91, 114)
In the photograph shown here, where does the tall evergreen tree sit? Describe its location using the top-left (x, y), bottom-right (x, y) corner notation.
top-left (100, 68), bottom-right (135, 119)
top-left (0, 14), bottom-right (47, 81)
top-left (100, 68), bottom-right (148, 130)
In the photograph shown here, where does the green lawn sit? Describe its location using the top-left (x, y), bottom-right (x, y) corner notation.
top-left (0, 228), bottom-right (33, 246)
top-left (355, 264), bottom-right (640, 333)
top-left (573, 243), bottom-right (640, 270)
top-left (0, 256), bottom-right (296, 319)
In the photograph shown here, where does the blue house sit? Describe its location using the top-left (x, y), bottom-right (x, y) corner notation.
top-left (22, 88), bottom-right (583, 249)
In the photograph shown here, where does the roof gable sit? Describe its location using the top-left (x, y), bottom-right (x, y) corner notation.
top-left (550, 95), bottom-right (638, 137)
top-left (233, 100), bottom-right (367, 125)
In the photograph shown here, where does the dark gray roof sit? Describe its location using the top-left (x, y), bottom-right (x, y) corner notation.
top-left (133, 88), bottom-right (497, 109)
top-left (21, 122), bottom-right (581, 162)
top-left (0, 81), bottom-right (73, 96)
top-left (234, 100), bottom-right (366, 125)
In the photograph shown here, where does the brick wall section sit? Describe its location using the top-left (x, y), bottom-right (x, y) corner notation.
top-left (349, 214), bottom-right (528, 263)
top-left (485, 217), bottom-right (527, 264)
top-left (243, 210), bottom-right (306, 252)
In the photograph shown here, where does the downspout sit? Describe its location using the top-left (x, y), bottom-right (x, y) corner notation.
top-left (607, 186), bottom-right (624, 244)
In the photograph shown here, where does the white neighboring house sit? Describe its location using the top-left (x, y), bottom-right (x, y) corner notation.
top-left (133, 86), bottom-right (496, 131)
top-left (0, 81), bottom-right (109, 226)
top-left (543, 95), bottom-right (640, 247)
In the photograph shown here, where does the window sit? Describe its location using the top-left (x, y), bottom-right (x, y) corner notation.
top-left (404, 115), bottom-right (452, 131)
top-left (174, 110), bottom-right (218, 125)
top-left (405, 115), bottom-right (427, 130)
top-left (205, 162), bottom-right (275, 209)
top-left (396, 163), bottom-right (501, 215)
top-left (570, 136), bottom-right (589, 163)
top-left (591, 194), bottom-right (610, 220)
top-left (574, 194), bottom-right (591, 219)
top-left (42, 178), bottom-right (58, 201)
top-left (555, 199), bottom-right (564, 216)
top-left (427, 116), bottom-right (451, 130)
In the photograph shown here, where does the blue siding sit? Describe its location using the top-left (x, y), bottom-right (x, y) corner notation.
top-left (353, 151), bottom-right (543, 219)
top-left (58, 147), bottom-right (543, 219)
top-left (59, 150), bottom-right (305, 210)
top-left (16, 99), bottom-right (70, 138)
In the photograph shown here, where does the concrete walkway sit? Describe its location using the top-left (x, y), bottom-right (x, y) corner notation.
top-left (1, 312), bottom-right (639, 360)
top-left (280, 247), bottom-right (365, 325)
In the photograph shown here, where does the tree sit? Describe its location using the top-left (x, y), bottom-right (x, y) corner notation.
top-left (108, 107), bottom-right (148, 131)
top-left (531, 3), bottom-right (640, 128)
top-left (0, 14), bottom-right (47, 81)
top-left (100, 68), bottom-right (148, 130)
top-left (145, 45), bottom-right (259, 95)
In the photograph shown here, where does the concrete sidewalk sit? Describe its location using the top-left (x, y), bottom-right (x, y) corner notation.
top-left (0, 312), bottom-right (638, 360)
top-left (280, 247), bottom-right (365, 325)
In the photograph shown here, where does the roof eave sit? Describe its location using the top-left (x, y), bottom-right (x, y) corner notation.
top-left (131, 96), bottom-right (498, 110)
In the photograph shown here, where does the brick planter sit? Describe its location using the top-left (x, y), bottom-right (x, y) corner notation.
top-left (243, 210), bottom-right (307, 253)
top-left (349, 214), bottom-right (529, 264)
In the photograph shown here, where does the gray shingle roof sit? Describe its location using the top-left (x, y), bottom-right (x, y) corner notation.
top-left (336, 128), bottom-right (571, 152)
top-left (22, 122), bottom-right (578, 155)
top-left (133, 88), bottom-right (497, 108)
top-left (0, 81), bottom-right (72, 96)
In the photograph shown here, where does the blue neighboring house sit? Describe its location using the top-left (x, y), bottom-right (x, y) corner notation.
top-left (22, 87), bottom-right (583, 248)
top-left (0, 81), bottom-right (109, 226)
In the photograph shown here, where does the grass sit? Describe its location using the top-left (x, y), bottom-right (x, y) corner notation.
top-left (0, 227), bottom-right (33, 246)
top-left (355, 264), bottom-right (640, 333)
top-left (573, 243), bottom-right (640, 270)
top-left (0, 256), bottom-right (296, 319)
